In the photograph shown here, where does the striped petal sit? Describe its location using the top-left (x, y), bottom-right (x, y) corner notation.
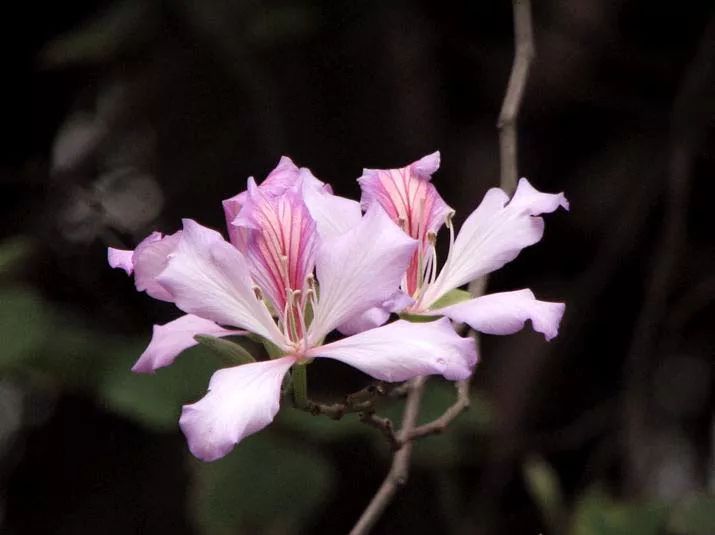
top-left (233, 178), bottom-right (318, 314)
top-left (222, 156), bottom-right (301, 250)
top-left (358, 151), bottom-right (452, 295)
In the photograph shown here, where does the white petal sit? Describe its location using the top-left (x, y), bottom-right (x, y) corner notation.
top-left (107, 247), bottom-right (134, 275)
top-left (156, 219), bottom-right (286, 347)
top-left (301, 170), bottom-right (362, 240)
top-left (179, 357), bottom-right (295, 461)
top-left (308, 318), bottom-right (477, 382)
top-left (309, 204), bottom-right (417, 344)
top-left (132, 314), bottom-right (243, 374)
top-left (336, 290), bottom-right (414, 336)
top-left (422, 179), bottom-right (568, 306)
top-left (133, 231), bottom-right (182, 302)
top-left (435, 289), bottom-right (565, 341)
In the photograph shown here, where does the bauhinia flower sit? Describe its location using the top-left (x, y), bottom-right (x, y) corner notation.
top-left (355, 151), bottom-right (569, 340)
top-left (108, 157), bottom-right (477, 461)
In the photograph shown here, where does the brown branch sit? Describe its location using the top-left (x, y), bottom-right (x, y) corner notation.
top-left (349, 2), bottom-right (532, 531)
top-left (359, 411), bottom-right (400, 451)
top-left (349, 377), bottom-right (426, 535)
top-left (497, 0), bottom-right (534, 193)
top-left (296, 382), bottom-right (390, 420)
top-left (405, 379), bottom-right (471, 441)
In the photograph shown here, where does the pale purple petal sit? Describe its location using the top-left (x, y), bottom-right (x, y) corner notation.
top-left (132, 314), bottom-right (244, 374)
top-left (179, 356), bottom-right (295, 461)
top-left (411, 150), bottom-right (441, 178)
top-left (358, 152), bottom-right (451, 238)
top-left (301, 169), bottom-right (362, 240)
top-left (309, 204), bottom-right (417, 343)
top-left (435, 289), bottom-right (566, 341)
top-left (232, 178), bottom-right (318, 314)
top-left (336, 306), bottom-right (390, 336)
top-left (307, 318), bottom-right (476, 382)
top-left (156, 219), bottom-right (285, 346)
top-left (222, 156), bottom-right (302, 249)
top-left (107, 247), bottom-right (134, 275)
top-left (133, 231), bottom-right (182, 302)
top-left (337, 291), bottom-right (414, 335)
top-left (421, 179), bottom-right (568, 307)
top-left (358, 152), bottom-right (452, 296)
top-left (509, 177), bottom-right (570, 214)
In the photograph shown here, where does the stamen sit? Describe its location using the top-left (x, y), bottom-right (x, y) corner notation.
top-left (253, 286), bottom-right (264, 301)
top-left (281, 290), bottom-right (294, 339)
top-left (305, 287), bottom-right (317, 312)
top-left (440, 210), bottom-right (457, 274)
top-left (427, 242), bottom-right (439, 285)
top-left (292, 291), bottom-right (309, 353)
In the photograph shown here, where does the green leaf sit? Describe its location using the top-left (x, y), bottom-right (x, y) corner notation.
top-left (571, 487), bottom-right (669, 535)
top-left (194, 335), bottom-right (255, 365)
top-left (668, 494), bottom-right (715, 535)
top-left (0, 237), bottom-right (33, 276)
top-left (98, 344), bottom-right (216, 431)
top-left (0, 287), bottom-right (50, 370)
top-left (190, 432), bottom-right (334, 534)
top-left (399, 313), bottom-right (441, 323)
top-left (430, 288), bottom-right (472, 309)
top-left (276, 405), bottom-right (373, 443)
top-left (524, 455), bottom-right (563, 530)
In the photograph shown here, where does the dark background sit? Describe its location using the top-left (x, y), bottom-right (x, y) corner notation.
top-left (1, 1), bottom-right (713, 534)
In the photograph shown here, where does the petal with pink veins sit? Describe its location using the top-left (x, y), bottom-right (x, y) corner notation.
top-left (222, 156), bottom-right (302, 250)
top-left (233, 178), bottom-right (318, 313)
top-left (308, 318), bottom-right (476, 382)
top-left (156, 219), bottom-right (285, 347)
top-left (434, 289), bottom-right (565, 341)
top-left (358, 151), bottom-right (451, 238)
top-left (179, 356), bottom-right (295, 461)
top-left (132, 314), bottom-right (244, 374)
top-left (309, 204), bottom-right (417, 343)
top-left (421, 179), bottom-right (568, 306)
top-left (358, 152), bottom-right (452, 295)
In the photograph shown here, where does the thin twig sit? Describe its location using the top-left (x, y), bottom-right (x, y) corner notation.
top-left (405, 379), bottom-right (471, 441)
top-left (497, 0), bottom-right (534, 192)
top-left (360, 411), bottom-right (400, 451)
top-left (349, 377), bottom-right (427, 535)
top-left (349, 2), bottom-right (532, 532)
top-left (296, 382), bottom-right (388, 420)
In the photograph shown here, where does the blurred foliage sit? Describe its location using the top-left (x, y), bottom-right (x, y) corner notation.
top-left (3, 233), bottom-right (711, 534)
top-left (524, 455), bottom-right (564, 532)
top-left (190, 433), bottom-right (334, 534)
top-left (522, 458), bottom-right (715, 535)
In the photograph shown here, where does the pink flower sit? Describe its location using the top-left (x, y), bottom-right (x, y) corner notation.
top-left (357, 151), bottom-right (568, 340)
top-left (109, 157), bottom-right (476, 461)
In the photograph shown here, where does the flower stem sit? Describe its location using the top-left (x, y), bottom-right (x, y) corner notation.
top-left (292, 363), bottom-right (309, 409)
